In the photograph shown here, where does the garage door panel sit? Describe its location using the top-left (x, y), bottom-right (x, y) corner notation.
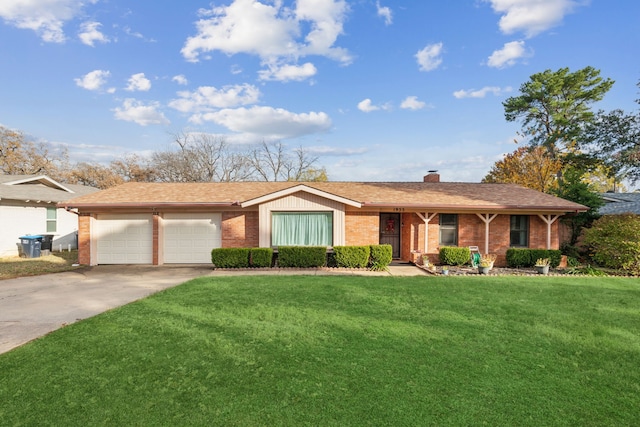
top-left (163, 213), bottom-right (221, 264)
top-left (96, 214), bottom-right (153, 264)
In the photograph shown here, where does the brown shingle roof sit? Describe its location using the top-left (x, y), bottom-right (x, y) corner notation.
top-left (60, 181), bottom-right (587, 213)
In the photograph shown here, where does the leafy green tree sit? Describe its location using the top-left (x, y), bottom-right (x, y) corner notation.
top-left (584, 80), bottom-right (640, 184)
top-left (553, 168), bottom-right (604, 246)
top-left (503, 67), bottom-right (614, 180)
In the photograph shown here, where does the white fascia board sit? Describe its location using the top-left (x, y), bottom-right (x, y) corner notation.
top-left (4, 175), bottom-right (75, 194)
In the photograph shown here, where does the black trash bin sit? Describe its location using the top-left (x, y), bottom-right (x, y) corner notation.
top-left (19, 235), bottom-right (42, 258)
top-left (40, 234), bottom-right (54, 252)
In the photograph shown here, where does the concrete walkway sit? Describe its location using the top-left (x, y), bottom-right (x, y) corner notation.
top-left (0, 263), bottom-right (427, 354)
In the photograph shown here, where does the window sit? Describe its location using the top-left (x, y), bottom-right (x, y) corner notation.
top-left (272, 212), bottom-right (333, 246)
top-left (46, 207), bottom-right (57, 233)
top-left (510, 215), bottom-right (529, 247)
top-left (439, 214), bottom-right (458, 246)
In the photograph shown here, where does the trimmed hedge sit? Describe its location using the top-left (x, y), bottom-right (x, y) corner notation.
top-left (333, 245), bottom-right (370, 268)
top-left (250, 248), bottom-right (273, 268)
top-left (211, 248), bottom-right (250, 268)
top-left (277, 246), bottom-right (327, 268)
top-left (439, 246), bottom-right (471, 266)
top-left (369, 244), bottom-right (393, 271)
top-left (506, 248), bottom-right (562, 268)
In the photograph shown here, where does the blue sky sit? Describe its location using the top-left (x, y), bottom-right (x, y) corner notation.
top-left (1, 0), bottom-right (638, 183)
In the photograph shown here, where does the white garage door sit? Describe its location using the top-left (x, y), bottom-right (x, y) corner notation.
top-left (96, 214), bottom-right (153, 264)
top-left (163, 213), bottom-right (221, 264)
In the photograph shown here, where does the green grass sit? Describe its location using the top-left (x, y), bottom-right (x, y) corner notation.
top-left (1, 275), bottom-right (639, 426)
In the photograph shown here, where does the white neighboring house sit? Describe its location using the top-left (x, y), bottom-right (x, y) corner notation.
top-left (0, 175), bottom-right (99, 257)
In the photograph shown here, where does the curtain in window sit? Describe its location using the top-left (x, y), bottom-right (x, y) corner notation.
top-left (272, 212), bottom-right (333, 246)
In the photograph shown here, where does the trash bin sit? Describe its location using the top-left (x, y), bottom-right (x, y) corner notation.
top-left (40, 234), bottom-right (54, 251)
top-left (19, 235), bottom-right (42, 258)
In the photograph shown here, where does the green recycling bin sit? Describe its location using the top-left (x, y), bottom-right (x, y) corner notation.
top-left (19, 235), bottom-right (42, 258)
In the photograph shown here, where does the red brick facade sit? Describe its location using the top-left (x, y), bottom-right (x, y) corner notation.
top-left (222, 211), bottom-right (259, 248)
top-left (344, 211), bottom-right (379, 246)
top-left (75, 210), bottom-right (561, 266)
top-left (78, 213), bottom-right (92, 265)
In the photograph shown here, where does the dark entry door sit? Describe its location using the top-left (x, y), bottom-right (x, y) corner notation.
top-left (379, 213), bottom-right (401, 258)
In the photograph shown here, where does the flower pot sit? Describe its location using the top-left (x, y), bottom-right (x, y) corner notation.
top-left (535, 265), bottom-right (550, 275)
top-left (442, 269), bottom-right (449, 276)
top-left (478, 266), bottom-right (490, 275)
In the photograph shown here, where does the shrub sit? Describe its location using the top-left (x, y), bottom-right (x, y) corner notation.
top-left (369, 244), bottom-right (393, 271)
top-left (277, 246), bottom-right (327, 268)
top-left (250, 248), bottom-right (273, 268)
top-left (439, 246), bottom-right (471, 266)
top-left (506, 249), bottom-right (562, 268)
top-left (583, 214), bottom-right (640, 275)
top-left (333, 246), bottom-right (370, 268)
top-left (211, 248), bottom-right (250, 268)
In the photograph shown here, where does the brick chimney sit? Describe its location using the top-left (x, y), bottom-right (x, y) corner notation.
top-left (423, 170), bottom-right (440, 183)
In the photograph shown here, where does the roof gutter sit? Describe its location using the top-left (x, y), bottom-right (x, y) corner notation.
top-left (360, 202), bottom-right (588, 212)
top-left (58, 202), bottom-right (238, 210)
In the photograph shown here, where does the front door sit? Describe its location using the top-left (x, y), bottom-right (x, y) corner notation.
top-left (379, 213), bottom-right (401, 258)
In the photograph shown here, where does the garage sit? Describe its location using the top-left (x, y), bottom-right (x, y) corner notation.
top-left (96, 214), bottom-right (153, 264)
top-left (163, 213), bottom-right (221, 264)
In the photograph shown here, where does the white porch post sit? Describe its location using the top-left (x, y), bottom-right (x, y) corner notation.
top-left (537, 214), bottom-right (561, 249)
top-left (416, 212), bottom-right (437, 254)
top-left (475, 213), bottom-right (498, 254)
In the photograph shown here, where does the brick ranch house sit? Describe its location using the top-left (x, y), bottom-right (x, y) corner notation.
top-left (59, 172), bottom-right (587, 266)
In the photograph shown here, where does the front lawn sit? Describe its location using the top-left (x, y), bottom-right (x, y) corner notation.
top-left (1, 275), bottom-right (639, 425)
top-left (0, 250), bottom-right (79, 279)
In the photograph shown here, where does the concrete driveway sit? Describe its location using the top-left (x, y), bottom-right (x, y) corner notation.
top-left (0, 265), bottom-right (214, 354)
top-left (0, 262), bottom-right (426, 355)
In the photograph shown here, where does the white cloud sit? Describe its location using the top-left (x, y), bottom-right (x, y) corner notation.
top-left (415, 42), bottom-right (443, 72)
top-left (357, 98), bottom-right (391, 112)
top-left (78, 21), bottom-right (109, 46)
top-left (181, 0), bottom-right (351, 73)
top-left (258, 62), bottom-right (317, 82)
top-left (357, 99), bottom-right (378, 112)
top-left (487, 40), bottom-right (530, 68)
top-left (169, 84), bottom-right (261, 114)
top-left (172, 75), bottom-right (188, 85)
top-left (74, 69), bottom-right (111, 91)
top-left (485, 0), bottom-right (582, 38)
top-left (400, 96), bottom-right (426, 110)
top-left (113, 98), bottom-right (169, 126)
top-left (453, 86), bottom-right (512, 99)
top-left (196, 106), bottom-right (332, 139)
top-left (376, 1), bottom-right (392, 25)
top-left (0, 0), bottom-right (88, 42)
top-left (125, 73), bottom-right (151, 92)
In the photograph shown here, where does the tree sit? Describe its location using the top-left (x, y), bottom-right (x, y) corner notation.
top-left (482, 146), bottom-right (562, 192)
top-left (150, 132), bottom-right (253, 182)
top-left (584, 80), bottom-right (640, 184)
top-left (553, 168), bottom-right (604, 246)
top-left (65, 162), bottom-right (125, 189)
top-left (0, 125), bottom-right (69, 179)
top-left (249, 141), bottom-right (322, 182)
top-left (503, 67), bottom-right (614, 180)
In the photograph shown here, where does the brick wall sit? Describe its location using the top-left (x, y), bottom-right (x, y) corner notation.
top-left (222, 211), bottom-right (259, 247)
top-left (345, 211), bottom-right (379, 245)
top-left (77, 213), bottom-right (91, 265)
